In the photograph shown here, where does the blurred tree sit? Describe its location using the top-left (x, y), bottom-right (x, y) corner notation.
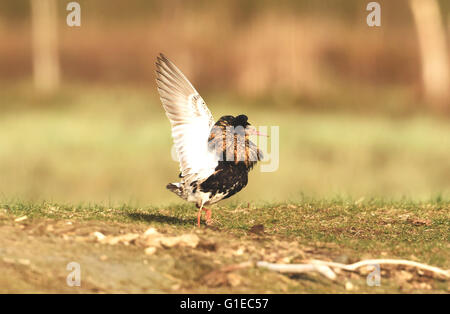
top-left (30, 0), bottom-right (60, 93)
top-left (410, 0), bottom-right (449, 111)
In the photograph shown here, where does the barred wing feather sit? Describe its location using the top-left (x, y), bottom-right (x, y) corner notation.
top-left (155, 54), bottom-right (218, 181)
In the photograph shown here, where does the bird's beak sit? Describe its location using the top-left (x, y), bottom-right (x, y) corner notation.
top-left (247, 127), bottom-right (269, 137)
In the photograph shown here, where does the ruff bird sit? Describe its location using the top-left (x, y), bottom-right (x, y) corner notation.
top-left (155, 53), bottom-right (265, 226)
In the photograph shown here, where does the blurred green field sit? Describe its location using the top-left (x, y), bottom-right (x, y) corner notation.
top-left (0, 84), bottom-right (449, 204)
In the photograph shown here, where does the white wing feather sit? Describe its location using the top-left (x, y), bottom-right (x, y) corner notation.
top-left (155, 54), bottom-right (218, 181)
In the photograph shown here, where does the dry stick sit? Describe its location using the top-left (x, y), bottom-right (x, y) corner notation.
top-left (257, 261), bottom-right (337, 280)
top-left (309, 259), bottom-right (450, 278)
top-left (257, 259), bottom-right (450, 280)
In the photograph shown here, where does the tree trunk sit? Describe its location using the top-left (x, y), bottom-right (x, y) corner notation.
top-left (31, 0), bottom-right (60, 93)
top-left (409, 0), bottom-right (449, 111)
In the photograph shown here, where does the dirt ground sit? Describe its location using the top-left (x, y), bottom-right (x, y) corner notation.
top-left (1, 203), bottom-right (448, 293)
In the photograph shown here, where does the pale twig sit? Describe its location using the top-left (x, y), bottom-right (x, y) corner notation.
top-left (256, 261), bottom-right (337, 280)
top-left (309, 259), bottom-right (450, 278)
top-left (256, 259), bottom-right (450, 280)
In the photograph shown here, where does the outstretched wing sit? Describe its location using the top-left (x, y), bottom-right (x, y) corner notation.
top-left (155, 53), bottom-right (218, 181)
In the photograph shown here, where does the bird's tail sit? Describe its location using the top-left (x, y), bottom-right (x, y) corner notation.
top-left (166, 182), bottom-right (184, 197)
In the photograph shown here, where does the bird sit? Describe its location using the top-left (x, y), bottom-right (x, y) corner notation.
top-left (155, 53), bottom-right (266, 226)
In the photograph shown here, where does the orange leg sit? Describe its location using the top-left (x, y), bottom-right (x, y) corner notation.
top-left (197, 208), bottom-right (202, 227)
top-left (204, 208), bottom-right (212, 225)
top-left (196, 206), bottom-right (212, 227)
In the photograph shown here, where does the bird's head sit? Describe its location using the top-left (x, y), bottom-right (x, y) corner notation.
top-left (232, 115), bottom-right (267, 137)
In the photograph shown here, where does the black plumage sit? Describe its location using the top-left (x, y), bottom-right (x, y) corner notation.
top-left (201, 115), bottom-right (263, 201)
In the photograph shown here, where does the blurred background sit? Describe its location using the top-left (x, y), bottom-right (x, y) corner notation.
top-left (0, 0), bottom-right (449, 204)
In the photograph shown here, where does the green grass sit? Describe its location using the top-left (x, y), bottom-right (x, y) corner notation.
top-left (5, 198), bottom-right (449, 262)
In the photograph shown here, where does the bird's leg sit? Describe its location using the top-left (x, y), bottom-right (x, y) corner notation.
top-left (196, 204), bottom-right (212, 226)
top-left (197, 204), bottom-right (203, 227)
top-left (204, 208), bottom-right (212, 225)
